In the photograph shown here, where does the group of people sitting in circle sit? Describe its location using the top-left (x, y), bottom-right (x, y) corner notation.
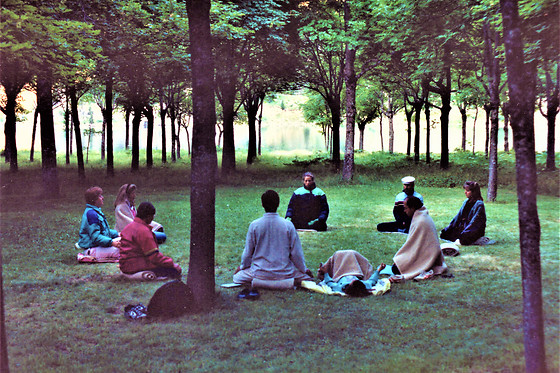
top-left (75, 172), bottom-right (493, 295)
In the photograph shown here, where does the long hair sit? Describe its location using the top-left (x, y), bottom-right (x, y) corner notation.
top-left (114, 183), bottom-right (137, 208)
top-left (464, 181), bottom-right (483, 201)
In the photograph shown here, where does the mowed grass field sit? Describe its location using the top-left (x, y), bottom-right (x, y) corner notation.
top-left (1, 150), bottom-right (559, 372)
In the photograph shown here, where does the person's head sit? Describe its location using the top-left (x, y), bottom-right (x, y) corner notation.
top-left (261, 190), bottom-right (280, 213)
top-left (114, 183), bottom-right (137, 208)
top-left (137, 201), bottom-right (156, 224)
top-left (463, 181), bottom-right (483, 201)
top-left (85, 186), bottom-right (104, 207)
top-left (404, 196), bottom-right (423, 217)
top-left (401, 176), bottom-right (415, 195)
top-left (343, 280), bottom-right (369, 297)
top-left (302, 172), bottom-right (316, 191)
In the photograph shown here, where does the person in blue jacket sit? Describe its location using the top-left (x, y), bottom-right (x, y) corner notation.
top-left (76, 186), bottom-right (121, 263)
top-left (285, 172), bottom-right (329, 231)
top-left (440, 181), bottom-right (487, 245)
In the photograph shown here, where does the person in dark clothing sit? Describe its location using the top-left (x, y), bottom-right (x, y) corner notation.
top-left (440, 181), bottom-right (487, 245)
top-left (377, 176), bottom-right (423, 233)
top-left (285, 172), bottom-right (329, 231)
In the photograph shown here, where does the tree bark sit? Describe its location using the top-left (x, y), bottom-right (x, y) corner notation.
top-left (159, 91), bottom-right (168, 164)
top-left (3, 85), bottom-right (18, 172)
top-left (30, 108), bottom-right (38, 162)
top-left (37, 70), bottom-right (60, 196)
top-left (387, 97), bottom-right (395, 154)
top-left (65, 95), bottom-right (70, 165)
top-left (186, 0), bottom-right (217, 311)
top-left (502, 102), bottom-right (510, 152)
top-left (220, 79), bottom-right (237, 174)
top-left (145, 105), bottom-right (154, 169)
top-left (245, 93), bottom-right (261, 165)
top-left (500, 1), bottom-right (546, 371)
top-left (484, 22), bottom-right (502, 202)
top-left (543, 68), bottom-right (559, 171)
top-left (459, 104), bottom-right (467, 151)
top-left (69, 87), bottom-right (85, 178)
top-left (131, 105), bottom-right (142, 172)
top-left (105, 77), bottom-right (114, 177)
top-left (425, 101), bottom-right (431, 164)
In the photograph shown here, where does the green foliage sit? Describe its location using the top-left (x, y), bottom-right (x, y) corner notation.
top-left (1, 152), bottom-right (558, 372)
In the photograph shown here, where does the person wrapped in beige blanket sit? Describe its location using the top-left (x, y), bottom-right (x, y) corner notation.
top-left (382, 196), bottom-right (447, 282)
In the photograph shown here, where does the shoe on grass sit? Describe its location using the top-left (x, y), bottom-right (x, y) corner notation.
top-left (473, 236), bottom-right (496, 245)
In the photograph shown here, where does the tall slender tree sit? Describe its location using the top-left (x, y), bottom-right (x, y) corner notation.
top-left (500, 0), bottom-right (546, 371)
top-left (186, 0), bottom-right (217, 311)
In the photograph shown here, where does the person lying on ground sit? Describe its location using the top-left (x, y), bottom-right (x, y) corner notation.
top-left (285, 172), bottom-right (329, 231)
top-left (76, 186), bottom-right (121, 263)
top-left (114, 183), bottom-right (166, 244)
top-left (382, 196), bottom-right (447, 282)
top-left (317, 249), bottom-right (386, 296)
top-left (233, 190), bottom-right (314, 286)
top-left (119, 202), bottom-right (181, 279)
top-left (377, 176), bottom-right (424, 233)
top-left (440, 181), bottom-right (488, 245)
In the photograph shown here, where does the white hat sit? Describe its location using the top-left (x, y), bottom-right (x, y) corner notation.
top-left (401, 176), bottom-right (415, 184)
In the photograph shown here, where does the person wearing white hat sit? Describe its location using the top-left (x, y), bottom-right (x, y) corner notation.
top-left (377, 176), bottom-right (424, 233)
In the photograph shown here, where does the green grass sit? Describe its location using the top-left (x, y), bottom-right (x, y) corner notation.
top-left (1, 150), bottom-right (559, 372)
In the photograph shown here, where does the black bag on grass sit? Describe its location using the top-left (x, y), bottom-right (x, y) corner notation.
top-left (147, 280), bottom-right (194, 318)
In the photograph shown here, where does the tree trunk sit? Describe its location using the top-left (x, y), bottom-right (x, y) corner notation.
top-left (125, 106), bottom-right (131, 150)
top-left (37, 70), bottom-right (60, 197)
top-left (220, 80), bottom-right (237, 174)
top-left (65, 95), bottom-right (70, 165)
top-left (131, 105), bottom-right (142, 171)
top-left (30, 108), bottom-right (38, 162)
top-left (170, 106), bottom-right (177, 162)
top-left (379, 115), bottom-right (384, 152)
top-left (404, 99), bottom-right (413, 156)
top-left (245, 93), bottom-right (261, 165)
top-left (328, 98), bottom-right (342, 170)
top-left (439, 68), bottom-right (451, 169)
top-left (186, 0), bottom-right (217, 311)
top-left (105, 77), bottom-right (114, 176)
top-left (543, 68), bottom-right (559, 171)
top-left (388, 98), bottom-right (394, 154)
top-left (358, 125), bottom-right (365, 150)
top-left (459, 104), bottom-right (467, 151)
top-left (484, 22), bottom-right (502, 202)
top-left (3, 84), bottom-right (19, 172)
top-left (160, 92), bottom-right (168, 164)
top-left (425, 101), bottom-right (431, 164)
top-left (342, 22), bottom-right (356, 181)
top-left (69, 87), bottom-right (85, 178)
top-left (412, 98), bottom-right (423, 164)
top-left (145, 105), bottom-right (154, 169)
top-left (483, 104), bottom-right (491, 157)
top-left (472, 107), bottom-right (478, 154)
top-left (101, 117), bottom-right (106, 161)
top-left (500, 1), bottom-right (546, 371)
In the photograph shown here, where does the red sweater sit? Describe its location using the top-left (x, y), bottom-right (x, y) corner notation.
top-left (119, 217), bottom-right (176, 274)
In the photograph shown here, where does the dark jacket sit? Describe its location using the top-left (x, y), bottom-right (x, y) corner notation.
top-left (286, 186), bottom-right (329, 231)
top-left (440, 199), bottom-right (486, 245)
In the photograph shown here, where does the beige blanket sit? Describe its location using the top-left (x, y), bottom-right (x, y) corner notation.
top-left (393, 207), bottom-right (447, 280)
top-left (320, 250), bottom-right (374, 282)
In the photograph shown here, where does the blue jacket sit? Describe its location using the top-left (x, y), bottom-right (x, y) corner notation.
top-left (286, 186), bottom-right (329, 230)
top-left (78, 204), bottom-right (119, 249)
top-left (441, 199), bottom-right (486, 245)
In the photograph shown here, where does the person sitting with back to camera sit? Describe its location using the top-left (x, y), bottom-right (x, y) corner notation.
top-left (233, 190), bottom-right (314, 287)
top-left (381, 196), bottom-right (447, 282)
top-left (119, 201), bottom-right (181, 279)
top-left (114, 183), bottom-right (166, 244)
top-left (76, 186), bottom-right (121, 263)
top-left (317, 250), bottom-right (386, 297)
top-left (285, 172), bottom-right (329, 231)
top-left (377, 176), bottom-right (423, 234)
top-left (440, 180), bottom-right (493, 246)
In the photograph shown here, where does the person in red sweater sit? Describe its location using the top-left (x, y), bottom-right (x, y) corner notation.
top-left (119, 202), bottom-right (181, 279)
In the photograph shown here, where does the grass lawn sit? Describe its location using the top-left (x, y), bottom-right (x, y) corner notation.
top-left (1, 150), bottom-right (559, 372)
